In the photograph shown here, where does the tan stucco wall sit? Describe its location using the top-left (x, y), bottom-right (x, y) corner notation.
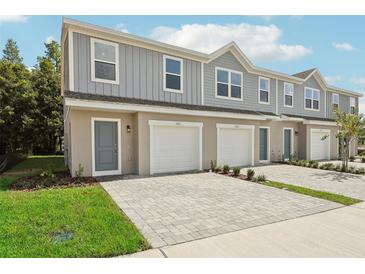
top-left (137, 112), bottom-right (300, 175)
top-left (65, 108), bottom-right (344, 176)
top-left (67, 109), bottom-right (138, 176)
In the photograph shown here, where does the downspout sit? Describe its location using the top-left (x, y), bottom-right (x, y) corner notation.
top-left (275, 78), bottom-right (279, 115)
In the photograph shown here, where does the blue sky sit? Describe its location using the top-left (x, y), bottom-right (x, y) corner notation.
top-left (1, 15), bottom-right (364, 112)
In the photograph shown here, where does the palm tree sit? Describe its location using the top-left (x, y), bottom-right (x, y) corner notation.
top-left (334, 109), bottom-right (365, 169)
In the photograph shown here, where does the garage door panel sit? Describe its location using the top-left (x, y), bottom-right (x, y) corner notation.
top-left (311, 130), bottom-right (330, 160)
top-left (151, 124), bottom-right (201, 174)
top-left (218, 127), bottom-right (252, 167)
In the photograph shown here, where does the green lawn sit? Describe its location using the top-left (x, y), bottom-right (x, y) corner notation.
top-left (263, 181), bottom-right (362, 206)
top-left (0, 156), bottom-right (149, 257)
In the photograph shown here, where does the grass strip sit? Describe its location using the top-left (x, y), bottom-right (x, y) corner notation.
top-left (263, 181), bottom-right (362, 206)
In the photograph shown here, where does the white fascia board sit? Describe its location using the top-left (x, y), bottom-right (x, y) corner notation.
top-left (303, 120), bottom-right (338, 127)
top-left (64, 98), bottom-right (268, 121)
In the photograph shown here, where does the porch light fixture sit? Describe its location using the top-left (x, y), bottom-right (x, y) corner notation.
top-left (126, 125), bottom-right (131, 133)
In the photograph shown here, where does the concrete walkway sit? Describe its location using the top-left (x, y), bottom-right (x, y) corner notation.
top-left (124, 203), bottom-right (365, 257)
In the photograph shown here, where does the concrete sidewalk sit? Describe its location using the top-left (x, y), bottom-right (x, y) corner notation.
top-left (124, 203), bottom-right (365, 257)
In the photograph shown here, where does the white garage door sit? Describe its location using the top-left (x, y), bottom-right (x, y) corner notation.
top-left (217, 124), bottom-right (254, 167)
top-left (149, 121), bottom-right (202, 174)
top-left (311, 129), bottom-right (330, 160)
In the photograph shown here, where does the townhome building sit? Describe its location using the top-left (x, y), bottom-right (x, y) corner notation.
top-left (61, 18), bottom-right (363, 177)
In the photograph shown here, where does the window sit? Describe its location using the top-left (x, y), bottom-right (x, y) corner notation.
top-left (163, 55), bottom-right (183, 92)
top-left (90, 38), bottom-right (119, 84)
top-left (350, 97), bottom-right (356, 114)
top-left (284, 83), bottom-right (294, 107)
top-left (259, 77), bottom-right (270, 104)
top-left (304, 87), bottom-right (320, 110)
top-left (215, 67), bottom-right (243, 100)
top-left (332, 93), bottom-right (339, 110)
top-left (259, 127), bottom-right (270, 162)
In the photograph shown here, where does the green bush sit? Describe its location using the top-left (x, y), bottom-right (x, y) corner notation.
top-left (358, 167), bottom-right (365, 174)
top-left (232, 167), bottom-right (240, 177)
top-left (210, 160), bottom-right (217, 172)
top-left (350, 156), bottom-right (355, 162)
top-left (360, 151), bottom-right (365, 156)
top-left (222, 165), bottom-right (230, 174)
top-left (362, 157), bottom-right (365, 163)
top-left (74, 163), bottom-right (84, 183)
top-left (320, 163), bottom-right (335, 170)
top-left (246, 169), bottom-right (255, 180)
top-left (257, 174), bottom-right (267, 182)
top-left (311, 161), bottom-right (319, 168)
top-left (335, 164), bottom-right (342, 172)
top-left (214, 166), bottom-right (222, 173)
top-left (348, 166), bottom-right (356, 174)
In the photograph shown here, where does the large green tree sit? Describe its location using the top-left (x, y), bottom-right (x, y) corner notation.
top-left (31, 41), bottom-right (63, 154)
top-left (2, 39), bottom-right (23, 64)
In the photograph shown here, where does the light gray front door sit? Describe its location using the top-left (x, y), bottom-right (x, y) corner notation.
top-left (95, 121), bottom-right (118, 172)
top-left (283, 129), bottom-right (292, 160)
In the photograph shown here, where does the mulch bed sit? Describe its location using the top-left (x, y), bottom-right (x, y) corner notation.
top-left (10, 171), bottom-right (97, 191)
top-left (216, 171), bottom-right (248, 181)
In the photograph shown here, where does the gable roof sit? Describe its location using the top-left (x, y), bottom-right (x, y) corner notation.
top-left (62, 18), bottom-right (363, 98)
top-left (292, 68), bottom-right (317, 79)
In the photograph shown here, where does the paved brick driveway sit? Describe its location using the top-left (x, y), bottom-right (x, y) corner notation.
top-left (101, 173), bottom-right (340, 248)
top-left (242, 164), bottom-right (365, 200)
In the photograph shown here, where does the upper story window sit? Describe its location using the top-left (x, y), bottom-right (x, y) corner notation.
top-left (90, 38), bottom-right (119, 84)
top-left (332, 93), bottom-right (339, 110)
top-left (163, 55), bottom-right (183, 93)
top-left (304, 87), bottom-right (320, 111)
top-left (259, 77), bottom-right (270, 104)
top-left (350, 97), bottom-right (356, 114)
top-left (215, 67), bottom-right (243, 100)
top-left (284, 83), bottom-right (294, 107)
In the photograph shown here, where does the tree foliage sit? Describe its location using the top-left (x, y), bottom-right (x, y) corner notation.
top-left (0, 38), bottom-right (63, 155)
top-left (334, 109), bottom-right (365, 168)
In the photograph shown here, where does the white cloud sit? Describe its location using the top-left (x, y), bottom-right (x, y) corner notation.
top-left (332, 42), bottom-right (355, 51)
top-left (45, 36), bottom-right (55, 44)
top-left (324, 75), bottom-right (342, 85)
top-left (0, 15), bottom-right (27, 23)
top-left (351, 77), bottom-right (365, 85)
top-left (150, 23), bottom-right (312, 62)
top-left (114, 23), bottom-right (129, 33)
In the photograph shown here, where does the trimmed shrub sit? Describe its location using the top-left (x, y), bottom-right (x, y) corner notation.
top-left (246, 169), bottom-right (255, 180)
top-left (350, 156), bottom-right (355, 162)
top-left (358, 167), bottom-right (365, 174)
top-left (232, 167), bottom-right (240, 177)
top-left (348, 166), bottom-right (356, 174)
top-left (223, 165), bottom-right (230, 174)
top-left (335, 164), bottom-right (342, 172)
top-left (311, 161), bottom-right (319, 168)
top-left (257, 174), bottom-right (267, 182)
top-left (210, 160), bottom-right (217, 172)
top-left (214, 166), bottom-right (222, 173)
top-left (362, 157), bottom-right (365, 163)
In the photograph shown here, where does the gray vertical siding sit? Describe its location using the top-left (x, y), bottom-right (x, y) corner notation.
top-left (72, 32), bottom-right (201, 105)
top-left (203, 51), bottom-right (276, 113)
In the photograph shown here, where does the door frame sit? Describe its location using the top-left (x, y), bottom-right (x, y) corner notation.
top-left (259, 126), bottom-right (271, 163)
top-left (216, 123), bottom-right (255, 166)
top-left (148, 120), bottom-right (203, 175)
top-left (91, 117), bottom-right (122, 177)
top-left (282, 127), bottom-right (294, 161)
top-left (310, 128), bottom-right (331, 160)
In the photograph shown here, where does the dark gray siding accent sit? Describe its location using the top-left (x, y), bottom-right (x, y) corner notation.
top-left (64, 33), bottom-right (69, 91)
top-left (279, 76), bottom-right (325, 118)
top-left (72, 32), bottom-right (201, 105)
top-left (203, 51), bottom-right (276, 113)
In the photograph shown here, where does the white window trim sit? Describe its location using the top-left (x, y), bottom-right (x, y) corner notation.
top-left (163, 55), bottom-right (183, 93)
top-left (258, 76), bottom-right (270, 104)
top-left (148, 120), bottom-right (203, 175)
top-left (310, 128), bottom-right (331, 160)
top-left (283, 82), bottom-right (294, 108)
top-left (215, 67), bottom-right (243, 101)
top-left (91, 117), bottom-right (122, 177)
top-left (259, 126), bottom-right (271, 163)
top-left (332, 93), bottom-right (339, 109)
top-left (90, 38), bottom-right (119, 85)
top-left (282, 127), bottom-right (294, 161)
top-left (304, 87), bottom-right (320, 111)
top-left (216, 123), bottom-right (255, 166)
